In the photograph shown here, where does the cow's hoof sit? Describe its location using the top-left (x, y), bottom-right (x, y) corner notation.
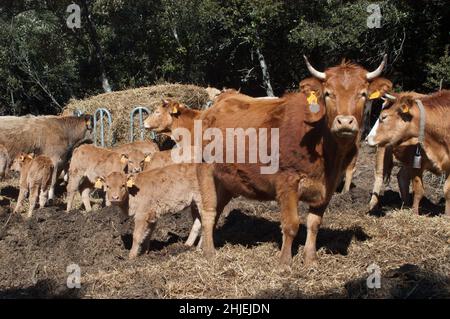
top-left (279, 253), bottom-right (292, 266)
top-left (203, 248), bottom-right (216, 259)
top-left (304, 253), bottom-right (319, 267)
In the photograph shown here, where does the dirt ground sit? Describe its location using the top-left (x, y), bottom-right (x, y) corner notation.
top-left (0, 145), bottom-right (448, 299)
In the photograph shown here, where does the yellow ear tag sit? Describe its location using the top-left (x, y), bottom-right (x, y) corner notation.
top-left (171, 106), bottom-right (178, 114)
top-left (307, 91), bottom-right (318, 104)
top-left (144, 155), bottom-right (151, 162)
top-left (369, 90), bottom-right (381, 100)
top-left (126, 179), bottom-right (134, 188)
top-left (402, 105), bottom-right (410, 113)
top-left (94, 179), bottom-right (103, 189)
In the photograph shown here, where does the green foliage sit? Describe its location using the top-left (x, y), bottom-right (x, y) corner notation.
top-left (0, 0), bottom-right (448, 115)
top-left (425, 46), bottom-right (450, 90)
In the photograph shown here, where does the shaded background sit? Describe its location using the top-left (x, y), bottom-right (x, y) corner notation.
top-left (0, 0), bottom-right (449, 115)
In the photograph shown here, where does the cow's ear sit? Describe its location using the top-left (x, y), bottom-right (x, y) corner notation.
top-left (120, 154), bottom-right (128, 164)
top-left (84, 115), bottom-right (93, 130)
top-left (161, 99), bottom-right (170, 108)
top-left (27, 153), bottom-right (35, 159)
top-left (396, 97), bottom-right (414, 120)
top-left (94, 176), bottom-right (104, 189)
top-left (299, 77), bottom-right (323, 98)
top-left (19, 155), bottom-right (25, 162)
top-left (368, 78), bottom-right (393, 100)
top-left (144, 153), bottom-right (153, 162)
top-left (169, 102), bottom-right (180, 115)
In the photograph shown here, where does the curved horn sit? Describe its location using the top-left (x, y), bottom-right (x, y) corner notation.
top-left (303, 55), bottom-right (326, 80)
top-left (366, 54), bottom-right (387, 80)
top-left (384, 93), bottom-right (396, 100)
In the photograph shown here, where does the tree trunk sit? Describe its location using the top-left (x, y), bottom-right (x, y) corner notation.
top-left (256, 47), bottom-right (274, 97)
top-left (80, 0), bottom-right (112, 92)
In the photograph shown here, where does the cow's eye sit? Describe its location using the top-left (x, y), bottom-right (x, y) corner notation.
top-left (360, 92), bottom-right (367, 98)
top-left (325, 91), bottom-right (334, 99)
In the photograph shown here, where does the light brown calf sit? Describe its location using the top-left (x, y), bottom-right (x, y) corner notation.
top-left (111, 140), bottom-right (159, 173)
top-left (66, 144), bottom-right (128, 212)
top-left (0, 144), bottom-right (10, 180)
top-left (10, 153), bottom-right (54, 218)
top-left (96, 163), bottom-right (203, 259)
top-left (369, 90), bottom-right (450, 215)
top-left (111, 140), bottom-right (159, 157)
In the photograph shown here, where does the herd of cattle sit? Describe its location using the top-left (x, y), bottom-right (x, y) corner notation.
top-left (0, 55), bottom-right (448, 265)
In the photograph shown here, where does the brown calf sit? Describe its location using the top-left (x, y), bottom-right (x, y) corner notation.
top-left (66, 144), bottom-right (128, 212)
top-left (11, 153), bottom-right (54, 218)
top-left (96, 163), bottom-right (203, 259)
top-left (369, 90), bottom-right (450, 215)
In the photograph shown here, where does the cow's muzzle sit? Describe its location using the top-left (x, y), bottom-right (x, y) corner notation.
top-left (332, 115), bottom-right (359, 138)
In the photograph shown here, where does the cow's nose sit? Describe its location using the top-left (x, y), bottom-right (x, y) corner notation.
top-left (333, 115), bottom-right (358, 136)
top-left (336, 115), bottom-right (354, 127)
top-left (112, 195), bottom-right (119, 201)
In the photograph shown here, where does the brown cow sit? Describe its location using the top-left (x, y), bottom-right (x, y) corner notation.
top-left (0, 144), bottom-right (10, 180)
top-left (10, 153), bottom-right (54, 218)
top-left (144, 100), bottom-right (202, 143)
top-left (197, 56), bottom-right (389, 265)
top-left (96, 163), bottom-right (204, 258)
top-left (66, 144), bottom-right (128, 212)
top-left (300, 77), bottom-right (393, 192)
top-left (368, 90), bottom-right (450, 215)
top-left (367, 91), bottom-right (429, 213)
top-left (0, 115), bottom-right (93, 201)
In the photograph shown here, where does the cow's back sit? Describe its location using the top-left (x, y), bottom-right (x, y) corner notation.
top-left (200, 92), bottom-right (323, 200)
top-left (113, 140), bottom-right (159, 155)
top-left (130, 163), bottom-right (199, 216)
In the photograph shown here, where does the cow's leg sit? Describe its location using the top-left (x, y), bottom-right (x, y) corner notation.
top-left (444, 174), bottom-right (450, 216)
top-left (39, 188), bottom-right (49, 208)
top-left (185, 203), bottom-right (201, 247)
top-left (66, 173), bottom-right (82, 212)
top-left (369, 146), bottom-right (386, 211)
top-left (397, 166), bottom-right (411, 205)
top-left (304, 206), bottom-right (325, 266)
top-left (80, 185), bottom-right (92, 212)
top-left (411, 170), bottom-right (424, 215)
top-left (129, 212), bottom-right (156, 259)
top-left (48, 160), bottom-right (61, 202)
top-left (343, 155), bottom-right (357, 193)
top-left (196, 164), bottom-right (218, 258)
top-left (14, 187), bottom-right (28, 214)
top-left (277, 177), bottom-right (300, 265)
top-left (27, 184), bottom-right (40, 219)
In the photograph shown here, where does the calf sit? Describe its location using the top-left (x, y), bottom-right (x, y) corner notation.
top-left (66, 144), bottom-right (128, 212)
top-left (0, 144), bottom-right (10, 179)
top-left (96, 163), bottom-right (204, 259)
top-left (368, 90), bottom-right (450, 215)
top-left (111, 140), bottom-right (159, 156)
top-left (10, 153), bottom-right (54, 218)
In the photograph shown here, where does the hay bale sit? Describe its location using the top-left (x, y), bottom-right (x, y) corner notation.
top-left (62, 83), bottom-right (209, 145)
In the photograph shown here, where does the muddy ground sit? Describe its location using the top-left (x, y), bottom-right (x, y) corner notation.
top-left (0, 145), bottom-right (449, 299)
